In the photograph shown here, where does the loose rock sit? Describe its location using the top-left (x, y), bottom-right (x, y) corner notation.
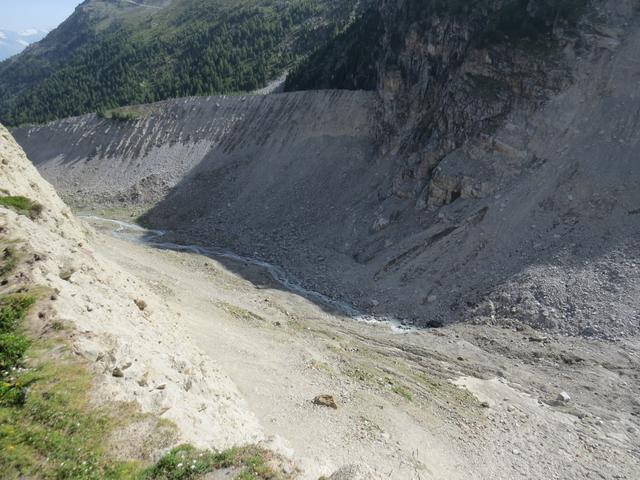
top-left (134, 299), bottom-right (147, 311)
top-left (313, 394), bottom-right (338, 410)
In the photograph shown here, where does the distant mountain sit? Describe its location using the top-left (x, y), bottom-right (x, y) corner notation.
top-left (0, 29), bottom-right (49, 61)
top-left (0, 0), bottom-right (366, 126)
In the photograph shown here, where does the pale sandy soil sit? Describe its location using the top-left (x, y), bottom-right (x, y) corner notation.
top-left (90, 218), bottom-right (640, 480)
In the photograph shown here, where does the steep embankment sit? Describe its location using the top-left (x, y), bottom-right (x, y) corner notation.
top-left (15, 90), bottom-right (378, 210)
top-left (0, 124), bottom-right (266, 457)
top-left (14, 1), bottom-right (640, 338)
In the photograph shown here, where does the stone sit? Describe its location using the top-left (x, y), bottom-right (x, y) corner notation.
top-left (425, 319), bottom-right (444, 328)
top-left (112, 367), bottom-right (124, 378)
top-left (528, 335), bottom-right (548, 343)
top-left (557, 391), bottom-right (571, 403)
top-left (313, 394), bottom-right (338, 410)
top-left (59, 268), bottom-right (75, 281)
top-left (134, 299), bottom-right (147, 311)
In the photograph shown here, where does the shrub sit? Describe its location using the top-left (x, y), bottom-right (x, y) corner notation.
top-left (0, 332), bottom-right (30, 373)
top-left (97, 108), bottom-right (142, 122)
top-left (0, 295), bottom-right (35, 333)
top-left (391, 384), bottom-right (413, 402)
top-left (141, 444), bottom-right (287, 480)
top-left (0, 294), bottom-right (35, 401)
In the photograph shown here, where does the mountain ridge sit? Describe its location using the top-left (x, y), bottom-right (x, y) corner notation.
top-left (0, 0), bottom-right (366, 126)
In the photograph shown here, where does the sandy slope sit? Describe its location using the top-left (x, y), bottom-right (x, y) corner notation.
top-left (0, 125), bottom-right (263, 454)
top-left (90, 217), bottom-right (640, 480)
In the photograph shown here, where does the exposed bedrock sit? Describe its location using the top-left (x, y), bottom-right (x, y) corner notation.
top-left (13, 13), bottom-right (640, 337)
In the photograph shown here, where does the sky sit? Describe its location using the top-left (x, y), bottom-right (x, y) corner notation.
top-left (0, 0), bottom-right (82, 32)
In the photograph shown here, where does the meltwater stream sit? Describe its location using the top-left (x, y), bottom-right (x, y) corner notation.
top-left (83, 216), bottom-right (414, 333)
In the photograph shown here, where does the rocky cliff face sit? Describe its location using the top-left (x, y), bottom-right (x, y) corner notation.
top-left (289, 0), bottom-right (625, 206)
top-left (14, 1), bottom-right (640, 338)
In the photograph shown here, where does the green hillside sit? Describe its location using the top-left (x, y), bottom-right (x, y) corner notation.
top-left (0, 0), bottom-right (362, 126)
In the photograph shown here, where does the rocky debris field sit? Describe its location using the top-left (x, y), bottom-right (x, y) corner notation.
top-left (87, 215), bottom-right (640, 479)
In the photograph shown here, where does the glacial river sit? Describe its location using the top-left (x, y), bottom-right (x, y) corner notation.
top-left (83, 215), bottom-right (414, 333)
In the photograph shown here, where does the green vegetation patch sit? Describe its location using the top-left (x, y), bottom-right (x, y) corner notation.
top-left (391, 384), bottom-right (413, 402)
top-left (0, 355), bottom-right (144, 479)
top-left (0, 289), bottom-right (142, 478)
top-left (97, 109), bottom-right (142, 122)
top-left (0, 294), bottom-right (35, 374)
top-left (140, 444), bottom-right (288, 480)
top-left (0, 287), bottom-right (288, 479)
top-left (0, 196), bottom-right (44, 220)
top-left (217, 301), bottom-right (265, 324)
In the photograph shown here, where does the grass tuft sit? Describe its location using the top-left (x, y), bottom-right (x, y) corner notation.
top-left (217, 301), bottom-right (265, 324)
top-left (391, 385), bottom-right (413, 402)
top-left (140, 444), bottom-right (287, 480)
top-left (0, 196), bottom-right (44, 220)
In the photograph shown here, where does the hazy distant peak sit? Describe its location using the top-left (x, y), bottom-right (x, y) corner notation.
top-left (0, 28), bottom-right (49, 61)
top-left (19, 28), bottom-right (48, 37)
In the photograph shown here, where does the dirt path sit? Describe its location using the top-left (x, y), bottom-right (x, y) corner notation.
top-left (89, 219), bottom-right (640, 480)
